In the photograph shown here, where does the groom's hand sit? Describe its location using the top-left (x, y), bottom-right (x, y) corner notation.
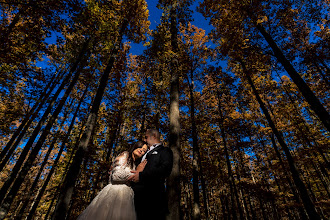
top-left (128, 171), bottom-right (139, 182)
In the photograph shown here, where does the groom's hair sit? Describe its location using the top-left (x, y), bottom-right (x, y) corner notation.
top-left (146, 128), bottom-right (160, 140)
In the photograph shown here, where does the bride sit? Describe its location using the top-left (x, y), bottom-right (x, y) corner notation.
top-left (77, 141), bottom-right (148, 220)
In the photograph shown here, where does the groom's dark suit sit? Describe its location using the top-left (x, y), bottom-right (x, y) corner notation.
top-left (132, 144), bottom-right (173, 220)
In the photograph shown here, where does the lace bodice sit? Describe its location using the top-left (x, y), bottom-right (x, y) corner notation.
top-left (110, 151), bottom-right (134, 184)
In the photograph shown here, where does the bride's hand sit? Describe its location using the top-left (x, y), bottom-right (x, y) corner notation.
top-left (136, 160), bottom-right (147, 172)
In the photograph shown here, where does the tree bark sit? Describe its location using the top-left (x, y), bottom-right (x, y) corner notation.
top-left (167, 2), bottom-right (181, 220)
top-left (275, 71), bottom-right (330, 167)
top-left (51, 21), bottom-right (127, 220)
top-left (0, 38), bottom-right (91, 219)
top-left (26, 86), bottom-right (87, 220)
top-left (199, 162), bottom-right (209, 219)
top-left (216, 91), bottom-right (243, 220)
top-left (186, 71), bottom-right (201, 220)
top-left (0, 70), bottom-right (65, 172)
top-left (16, 97), bottom-right (74, 218)
top-left (255, 23), bottom-right (330, 132)
top-left (240, 60), bottom-right (321, 220)
top-left (0, 69), bottom-right (62, 165)
top-left (312, 60), bottom-right (330, 88)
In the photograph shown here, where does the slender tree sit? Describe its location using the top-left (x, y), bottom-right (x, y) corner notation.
top-left (166, 1), bottom-right (182, 219)
top-left (239, 59), bottom-right (321, 220)
top-left (26, 84), bottom-right (88, 220)
top-left (0, 38), bottom-right (92, 219)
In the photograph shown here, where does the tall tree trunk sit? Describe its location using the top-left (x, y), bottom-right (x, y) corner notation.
top-left (51, 21), bottom-right (127, 220)
top-left (239, 60), bottom-right (321, 220)
top-left (0, 9), bottom-right (21, 48)
top-left (246, 192), bottom-right (257, 220)
top-left (254, 151), bottom-right (280, 220)
top-left (254, 23), bottom-right (330, 132)
top-left (264, 91), bottom-right (330, 199)
top-left (139, 78), bottom-right (149, 139)
top-left (101, 110), bottom-right (121, 188)
top-left (26, 85), bottom-right (87, 220)
top-left (16, 97), bottom-right (74, 218)
top-left (312, 60), bottom-right (330, 88)
top-left (270, 135), bottom-right (309, 220)
top-left (311, 162), bottom-right (330, 197)
top-left (253, 109), bottom-right (309, 219)
top-left (167, 2), bottom-right (181, 220)
top-left (199, 162), bottom-right (209, 219)
top-left (237, 175), bottom-right (251, 220)
top-left (48, 124), bottom-right (85, 219)
top-left (0, 39), bottom-right (91, 219)
top-left (235, 145), bottom-right (252, 220)
top-left (0, 70), bottom-right (65, 172)
top-left (263, 143), bottom-right (302, 219)
top-left (44, 124), bottom-right (84, 220)
top-left (0, 69), bottom-right (63, 164)
top-left (186, 70), bottom-right (201, 220)
top-left (318, 58), bottom-right (330, 78)
top-left (216, 91), bottom-right (243, 220)
top-left (275, 71), bottom-right (330, 167)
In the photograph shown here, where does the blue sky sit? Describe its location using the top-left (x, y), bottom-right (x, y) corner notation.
top-left (40, 0), bottom-right (214, 69)
top-left (129, 0), bottom-right (213, 55)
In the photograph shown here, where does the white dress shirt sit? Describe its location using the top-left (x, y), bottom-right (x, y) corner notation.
top-left (141, 143), bottom-right (161, 161)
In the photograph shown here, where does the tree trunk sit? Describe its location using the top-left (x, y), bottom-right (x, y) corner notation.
top-left (263, 145), bottom-right (300, 219)
top-left (234, 146), bottom-right (251, 220)
top-left (186, 71), bottom-right (201, 220)
top-left (240, 60), bottom-right (321, 220)
top-left (0, 69), bottom-right (62, 165)
top-left (51, 21), bottom-right (127, 220)
top-left (167, 2), bottom-right (181, 220)
top-left (216, 91), bottom-right (243, 220)
top-left (264, 86), bottom-right (330, 203)
top-left (0, 39), bottom-right (91, 219)
top-left (7, 11), bottom-right (21, 36)
top-left (0, 70), bottom-right (65, 172)
top-left (101, 111), bottom-right (121, 187)
top-left (26, 86), bottom-right (87, 220)
top-left (312, 60), bottom-right (330, 88)
top-left (255, 23), bottom-right (330, 132)
top-left (318, 58), bottom-right (330, 78)
top-left (44, 125), bottom-right (83, 220)
top-left (139, 79), bottom-right (149, 140)
top-left (246, 192), bottom-right (257, 220)
top-left (16, 97), bottom-right (74, 218)
top-left (1, 9), bottom-right (21, 48)
top-left (199, 162), bottom-right (209, 219)
top-left (275, 71), bottom-right (330, 167)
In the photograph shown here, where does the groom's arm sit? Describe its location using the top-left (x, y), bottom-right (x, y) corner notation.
top-left (139, 148), bottom-right (173, 183)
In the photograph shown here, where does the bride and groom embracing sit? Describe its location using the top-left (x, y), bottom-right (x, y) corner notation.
top-left (77, 129), bottom-right (174, 220)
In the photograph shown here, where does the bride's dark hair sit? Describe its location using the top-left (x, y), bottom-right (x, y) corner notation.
top-left (127, 141), bottom-right (147, 168)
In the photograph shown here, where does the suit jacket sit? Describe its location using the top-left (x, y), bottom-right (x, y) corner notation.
top-left (132, 144), bottom-right (173, 217)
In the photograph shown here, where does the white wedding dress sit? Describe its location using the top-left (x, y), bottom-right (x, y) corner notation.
top-left (77, 151), bottom-right (136, 220)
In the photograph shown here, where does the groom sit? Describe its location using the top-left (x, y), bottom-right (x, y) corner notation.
top-left (128, 129), bottom-right (173, 220)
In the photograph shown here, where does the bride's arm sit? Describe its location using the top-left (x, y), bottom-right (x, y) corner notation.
top-left (110, 151), bottom-right (131, 182)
